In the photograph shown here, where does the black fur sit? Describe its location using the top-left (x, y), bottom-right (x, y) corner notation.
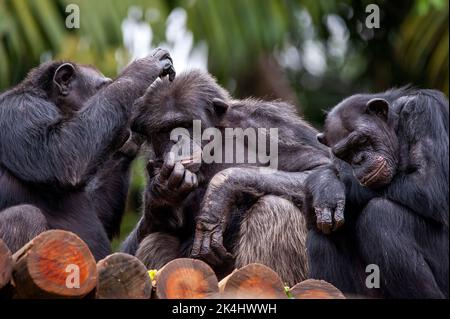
top-left (309, 88), bottom-right (449, 298)
top-left (122, 70), bottom-right (345, 285)
top-left (0, 49), bottom-right (175, 259)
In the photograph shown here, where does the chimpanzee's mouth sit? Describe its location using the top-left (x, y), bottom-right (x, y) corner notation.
top-left (359, 159), bottom-right (387, 187)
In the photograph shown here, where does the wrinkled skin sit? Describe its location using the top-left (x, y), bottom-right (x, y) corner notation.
top-left (305, 168), bottom-right (345, 234)
top-left (319, 98), bottom-right (399, 189)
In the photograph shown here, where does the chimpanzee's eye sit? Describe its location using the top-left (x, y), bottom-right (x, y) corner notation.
top-left (358, 135), bottom-right (369, 145)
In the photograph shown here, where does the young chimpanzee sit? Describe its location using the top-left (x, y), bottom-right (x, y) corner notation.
top-left (122, 70), bottom-right (346, 285)
top-left (310, 88), bottom-right (449, 298)
top-left (0, 49), bottom-right (175, 259)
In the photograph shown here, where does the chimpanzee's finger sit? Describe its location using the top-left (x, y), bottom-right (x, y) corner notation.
top-left (315, 207), bottom-right (332, 234)
top-left (191, 232), bottom-right (203, 257)
top-left (160, 60), bottom-right (176, 81)
top-left (154, 48), bottom-right (172, 63)
top-left (146, 160), bottom-right (157, 178)
top-left (179, 170), bottom-right (197, 193)
top-left (168, 65), bottom-right (176, 81)
top-left (162, 51), bottom-right (173, 63)
top-left (192, 173), bottom-right (198, 188)
top-left (199, 232), bottom-right (211, 257)
top-left (167, 162), bottom-right (185, 190)
top-left (210, 234), bottom-right (232, 267)
top-left (150, 47), bottom-right (162, 57)
top-left (333, 200), bottom-right (345, 231)
top-left (159, 152), bottom-right (175, 179)
top-left (162, 59), bottom-right (171, 72)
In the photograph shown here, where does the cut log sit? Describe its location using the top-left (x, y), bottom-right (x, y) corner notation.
top-left (218, 271), bottom-right (235, 292)
top-left (12, 230), bottom-right (97, 298)
top-left (290, 279), bottom-right (345, 299)
top-left (96, 252), bottom-right (152, 299)
top-left (0, 239), bottom-right (13, 289)
top-left (155, 258), bottom-right (219, 299)
top-left (219, 263), bottom-right (287, 299)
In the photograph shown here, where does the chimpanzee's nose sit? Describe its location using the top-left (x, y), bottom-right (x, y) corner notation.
top-left (352, 153), bottom-right (365, 166)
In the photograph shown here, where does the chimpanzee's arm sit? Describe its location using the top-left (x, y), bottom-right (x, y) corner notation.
top-left (385, 91), bottom-right (448, 225)
top-left (0, 49), bottom-right (174, 188)
top-left (120, 199), bottom-right (188, 255)
top-left (121, 152), bottom-right (198, 255)
top-left (190, 167), bottom-right (312, 264)
top-left (86, 132), bottom-right (145, 239)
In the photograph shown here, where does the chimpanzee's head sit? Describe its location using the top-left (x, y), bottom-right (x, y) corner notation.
top-left (131, 70), bottom-right (230, 170)
top-left (318, 93), bottom-right (401, 188)
top-left (27, 61), bottom-right (112, 116)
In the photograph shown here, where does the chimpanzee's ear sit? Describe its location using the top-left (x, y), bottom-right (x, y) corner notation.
top-left (366, 98), bottom-right (389, 121)
top-left (316, 133), bottom-right (327, 145)
top-left (212, 98), bottom-right (229, 116)
top-left (53, 63), bottom-right (75, 96)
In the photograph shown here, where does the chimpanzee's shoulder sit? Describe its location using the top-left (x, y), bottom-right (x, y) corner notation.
top-left (396, 89), bottom-right (448, 118)
top-left (235, 98), bottom-right (299, 117)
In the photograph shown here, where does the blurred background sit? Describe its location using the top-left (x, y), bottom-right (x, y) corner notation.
top-left (1, 0), bottom-right (448, 248)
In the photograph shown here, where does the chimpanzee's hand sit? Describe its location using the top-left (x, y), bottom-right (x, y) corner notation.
top-left (118, 130), bottom-right (145, 159)
top-left (146, 152), bottom-right (198, 208)
top-left (122, 47), bottom-right (176, 83)
top-left (190, 219), bottom-right (233, 268)
top-left (306, 168), bottom-right (346, 234)
top-left (149, 48), bottom-right (176, 81)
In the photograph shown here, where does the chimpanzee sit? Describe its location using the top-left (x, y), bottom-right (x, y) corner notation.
top-left (0, 48), bottom-right (175, 259)
top-left (121, 70), bottom-right (346, 285)
top-left (309, 88), bottom-right (449, 298)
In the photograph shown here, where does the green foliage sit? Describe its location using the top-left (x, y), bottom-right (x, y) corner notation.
top-left (399, 0), bottom-right (449, 94)
top-left (0, 0), bottom-right (171, 84)
top-left (1, 0), bottom-right (448, 93)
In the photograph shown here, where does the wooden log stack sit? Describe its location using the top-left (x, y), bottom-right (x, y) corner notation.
top-left (0, 232), bottom-right (346, 299)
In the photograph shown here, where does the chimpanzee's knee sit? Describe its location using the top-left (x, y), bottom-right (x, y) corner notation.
top-left (135, 232), bottom-right (181, 269)
top-left (0, 204), bottom-right (48, 253)
top-left (234, 195), bottom-right (308, 286)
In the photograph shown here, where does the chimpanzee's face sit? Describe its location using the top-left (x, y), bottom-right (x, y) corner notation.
top-left (51, 63), bottom-right (112, 115)
top-left (318, 95), bottom-right (399, 189)
top-left (134, 96), bottom-right (210, 172)
top-left (132, 79), bottom-right (230, 173)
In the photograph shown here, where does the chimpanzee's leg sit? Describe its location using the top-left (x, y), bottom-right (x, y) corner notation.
top-left (234, 195), bottom-right (308, 286)
top-left (0, 204), bottom-right (48, 253)
top-left (135, 232), bottom-right (181, 269)
top-left (307, 228), bottom-right (369, 297)
top-left (356, 198), bottom-right (447, 298)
